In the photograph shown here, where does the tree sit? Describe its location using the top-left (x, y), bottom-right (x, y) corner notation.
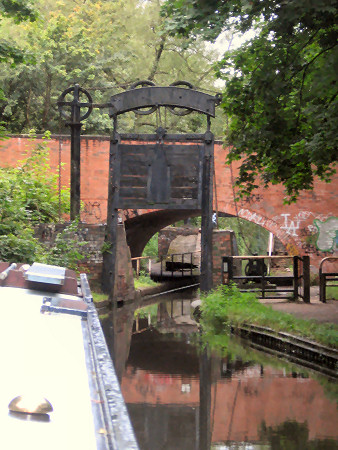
top-left (0, 0), bottom-right (36, 63)
top-left (162, 0), bottom-right (338, 202)
top-left (0, 0), bottom-right (224, 136)
top-left (0, 0), bottom-right (37, 138)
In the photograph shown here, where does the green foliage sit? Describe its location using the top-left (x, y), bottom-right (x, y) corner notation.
top-left (162, 0), bottom-right (338, 202)
top-left (200, 284), bottom-right (258, 334)
top-left (260, 420), bottom-right (338, 450)
top-left (142, 233), bottom-right (159, 260)
top-left (134, 303), bottom-right (158, 319)
top-left (0, 228), bottom-right (41, 263)
top-left (200, 284), bottom-right (338, 348)
top-left (218, 216), bottom-right (269, 255)
top-left (0, 0), bottom-right (223, 135)
top-left (0, 132), bottom-right (69, 228)
top-left (92, 292), bottom-right (108, 305)
top-left (0, 0), bottom-right (37, 139)
top-left (134, 271), bottom-right (157, 289)
top-left (38, 220), bottom-right (88, 271)
top-left (0, 134), bottom-right (88, 269)
top-left (0, 0), bottom-right (37, 64)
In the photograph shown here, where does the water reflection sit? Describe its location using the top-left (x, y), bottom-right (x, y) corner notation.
top-left (102, 292), bottom-right (338, 450)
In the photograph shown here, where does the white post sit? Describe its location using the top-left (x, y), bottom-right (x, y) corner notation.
top-left (267, 232), bottom-right (274, 275)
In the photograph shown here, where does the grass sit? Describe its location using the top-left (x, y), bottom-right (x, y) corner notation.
top-left (326, 286), bottom-right (338, 300)
top-left (91, 271), bottom-right (158, 303)
top-left (134, 303), bottom-right (158, 319)
top-left (200, 284), bottom-right (338, 349)
top-left (92, 291), bottom-right (108, 305)
top-left (134, 271), bottom-right (157, 289)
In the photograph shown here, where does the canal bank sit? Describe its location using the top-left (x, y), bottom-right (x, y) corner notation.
top-left (139, 284), bottom-right (338, 325)
top-left (101, 287), bottom-right (338, 450)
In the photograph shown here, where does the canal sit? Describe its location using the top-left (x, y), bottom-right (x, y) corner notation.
top-left (102, 289), bottom-right (338, 450)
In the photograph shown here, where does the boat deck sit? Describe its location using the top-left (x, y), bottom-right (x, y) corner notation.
top-left (0, 263), bottom-right (138, 450)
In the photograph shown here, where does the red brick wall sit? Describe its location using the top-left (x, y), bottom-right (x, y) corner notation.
top-left (212, 230), bottom-right (238, 286)
top-left (35, 222), bottom-right (135, 302)
top-left (2, 135), bottom-right (337, 272)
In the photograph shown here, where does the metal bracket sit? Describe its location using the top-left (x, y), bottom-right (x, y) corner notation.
top-left (41, 297), bottom-right (88, 318)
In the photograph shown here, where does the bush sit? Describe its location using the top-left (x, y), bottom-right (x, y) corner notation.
top-left (0, 133), bottom-right (88, 270)
top-left (37, 221), bottom-right (88, 271)
top-left (200, 284), bottom-right (338, 348)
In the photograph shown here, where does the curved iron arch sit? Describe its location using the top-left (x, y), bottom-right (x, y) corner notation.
top-left (109, 86), bottom-right (220, 117)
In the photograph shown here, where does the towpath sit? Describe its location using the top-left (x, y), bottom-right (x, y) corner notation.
top-left (261, 286), bottom-right (338, 324)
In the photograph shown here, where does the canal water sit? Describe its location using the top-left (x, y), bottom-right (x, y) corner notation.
top-left (102, 290), bottom-right (338, 450)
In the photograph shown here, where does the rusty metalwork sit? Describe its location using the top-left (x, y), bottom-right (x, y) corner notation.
top-left (109, 85), bottom-right (220, 117)
top-left (57, 82), bottom-right (221, 300)
top-left (222, 255), bottom-right (310, 302)
top-left (167, 81), bottom-right (194, 116)
top-left (57, 84), bottom-right (93, 219)
top-left (319, 257), bottom-right (338, 302)
top-left (129, 80), bottom-right (157, 115)
top-left (116, 141), bottom-right (203, 209)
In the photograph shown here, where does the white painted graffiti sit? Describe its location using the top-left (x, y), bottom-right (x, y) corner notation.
top-left (273, 211), bottom-right (332, 238)
top-left (238, 209), bottom-right (267, 227)
top-left (280, 213), bottom-right (300, 237)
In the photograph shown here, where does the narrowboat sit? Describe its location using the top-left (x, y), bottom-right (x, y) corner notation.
top-left (0, 261), bottom-right (138, 450)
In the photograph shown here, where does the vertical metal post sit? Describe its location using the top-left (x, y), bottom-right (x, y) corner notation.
top-left (261, 258), bottom-right (266, 299)
top-left (199, 344), bottom-right (211, 450)
top-left (181, 253), bottom-right (184, 277)
top-left (319, 267), bottom-right (325, 303)
top-left (303, 255), bottom-right (310, 303)
top-left (102, 124), bottom-right (120, 303)
top-left (293, 256), bottom-right (299, 301)
top-left (70, 84), bottom-right (82, 220)
top-left (228, 257), bottom-right (234, 283)
top-left (200, 128), bottom-right (214, 293)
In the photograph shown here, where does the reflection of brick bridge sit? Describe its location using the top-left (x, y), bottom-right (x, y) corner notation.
top-left (2, 136), bottom-right (337, 271)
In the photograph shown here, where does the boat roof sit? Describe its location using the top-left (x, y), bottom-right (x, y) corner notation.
top-left (0, 262), bottom-right (138, 450)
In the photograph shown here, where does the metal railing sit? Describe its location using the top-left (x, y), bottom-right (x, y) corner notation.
top-left (222, 255), bottom-right (310, 302)
top-left (319, 257), bottom-right (338, 303)
top-left (159, 251), bottom-right (201, 279)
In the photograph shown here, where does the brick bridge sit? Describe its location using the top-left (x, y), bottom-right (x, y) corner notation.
top-left (2, 136), bottom-right (337, 272)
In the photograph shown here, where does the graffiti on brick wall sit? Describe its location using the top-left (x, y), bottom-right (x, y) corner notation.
top-left (238, 208), bottom-right (285, 242)
top-left (240, 193), bottom-right (263, 206)
top-left (83, 201), bottom-right (102, 220)
top-left (239, 208), bottom-right (337, 256)
top-left (279, 213), bottom-right (301, 237)
top-left (271, 211), bottom-right (337, 255)
top-left (273, 211), bottom-right (325, 238)
top-left (123, 209), bottom-right (139, 220)
top-left (238, 209), bottom-right (267, 227)
top-left (274, 211), bottom-right (321, 237)
top-left (314, 217), bottom-right (338, 252)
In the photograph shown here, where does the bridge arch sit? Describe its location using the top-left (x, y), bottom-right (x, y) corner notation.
top-left (124, 206), bottom-right (299, 261)
top-left (217, 205), bottom-right (300, 257)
